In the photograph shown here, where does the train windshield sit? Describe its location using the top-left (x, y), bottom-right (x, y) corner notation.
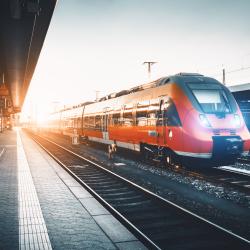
top-left (188, 84), bottom-right (232, 114)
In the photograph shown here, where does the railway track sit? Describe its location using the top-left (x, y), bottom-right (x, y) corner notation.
top-left (26, 131), bottom-right (250, 250)
top-left (109, 144), bottom-right (250, 194)
top-left (182, 166), bottom-right (250, 194)
top-left (214, 167), bottom-right (250, 190)
top-left (238, 157), bottom-right (250, 164)
top-left (42, 132), bottom-right (250, 195)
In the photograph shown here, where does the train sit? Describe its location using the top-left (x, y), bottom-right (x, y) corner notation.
top-left (46, 73), bottom-right (250, 166)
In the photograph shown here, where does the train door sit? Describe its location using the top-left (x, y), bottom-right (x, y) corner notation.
top-left (156, 97), bottom-right (167, 145)
top-left (102, 108), bottom-right (109, 141)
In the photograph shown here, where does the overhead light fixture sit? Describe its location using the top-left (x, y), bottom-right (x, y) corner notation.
top-left (27, 1), bottom-right (40, 14)
top-left (10, 0), bottom-right (21, 19)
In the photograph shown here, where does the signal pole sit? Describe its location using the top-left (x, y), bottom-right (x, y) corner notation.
top-left (222, 68), bottom-right (226, 85)
top-left (143, 61), bottom-right (157, 80)
top-left (95, 90), bottom-right (100, 102)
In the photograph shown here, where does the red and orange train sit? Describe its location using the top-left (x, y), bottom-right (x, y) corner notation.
top-left (47, 73), bottom-right (250, 166)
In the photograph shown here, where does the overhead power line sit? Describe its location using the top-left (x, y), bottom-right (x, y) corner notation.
top-left (226, 66), bottom-right (250, 74)
top-left (212, 66), bottom-right (250, 77)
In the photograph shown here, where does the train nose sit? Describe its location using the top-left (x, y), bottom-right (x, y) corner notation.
top-left (212, 136), bottom-right (243, 158)
top-left (206, 114), bottom-right (237, 129)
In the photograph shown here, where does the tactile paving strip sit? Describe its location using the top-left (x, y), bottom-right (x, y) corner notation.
top-left (17, 130), bottom-right (52, 250)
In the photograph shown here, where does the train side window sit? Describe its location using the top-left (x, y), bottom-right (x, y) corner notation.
top-left (89, 116), bottom-right (95, 129)
top-left (95, 115), bottom-right (101, 130)
top-left (85, 116), bottom-right (90, 128)
top-left (112, 109), bottom-right (121, 126)
top-left (148, 99), bottom-right (159, 126)
top-left (73, 118), bottom-right (78, 128)
top-left (69, 119), bottom-right (73, 128)
top-left (77, 117), bottom-right (81, 129)
top-left (123, 104), bottom-right (133, 126)
top-left (108, 112), bottom-right (113, 126)
top-left (164, 99), bottom-right (181, 126)
top-left (136, 100), bottom-right (149, 126)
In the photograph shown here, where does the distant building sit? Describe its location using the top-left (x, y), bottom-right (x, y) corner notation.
top-left (229, 83), bottom-right (250, 131)
top-left (229, 83), bottom-right (250, 101)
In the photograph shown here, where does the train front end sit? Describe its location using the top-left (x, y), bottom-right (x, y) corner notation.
top-left (176, 74), bottom-right (250, 165)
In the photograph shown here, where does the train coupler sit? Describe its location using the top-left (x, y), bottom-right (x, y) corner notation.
top-left (212, 136), bottom-right (243, 159)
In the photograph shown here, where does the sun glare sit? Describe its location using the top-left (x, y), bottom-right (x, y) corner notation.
top-left (21, 1), bottom-right (250, 122)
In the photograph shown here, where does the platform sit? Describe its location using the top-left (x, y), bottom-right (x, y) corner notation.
top-left (0, 129), bottom-right (147, 250)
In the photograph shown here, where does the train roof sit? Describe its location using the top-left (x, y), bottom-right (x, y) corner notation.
top-left (55, 73), bottom-right (222, 113)
top-left (97, 73), bottom-right (220, 102)
top-left (171, 73), bottom-right (220, 85)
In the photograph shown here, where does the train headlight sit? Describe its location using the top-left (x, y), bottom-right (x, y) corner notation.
top-left (199, 114), bottom-right (211, 128)
top-left (233, 114), bottom-right (241, 128)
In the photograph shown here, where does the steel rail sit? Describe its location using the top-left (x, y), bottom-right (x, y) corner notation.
top-left (216, 166), bottom-right (250, 177)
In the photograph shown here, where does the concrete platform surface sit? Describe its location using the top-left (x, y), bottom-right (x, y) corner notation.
top-left (0, 129), bottom-right (147, 250)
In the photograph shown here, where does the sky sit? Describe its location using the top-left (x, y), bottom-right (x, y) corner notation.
top-left (21, 0), bottom-right (250, 122)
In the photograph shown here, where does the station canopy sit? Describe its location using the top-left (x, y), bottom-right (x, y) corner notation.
top-left (0, 0), bottom-right (57, 115)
